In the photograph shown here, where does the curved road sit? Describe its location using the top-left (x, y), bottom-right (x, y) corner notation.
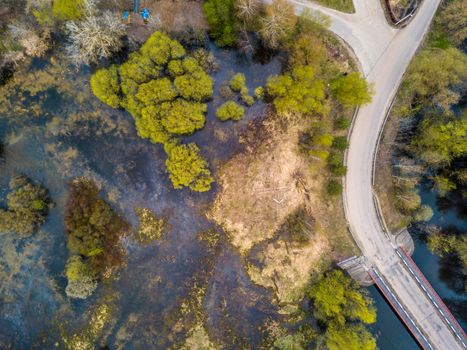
top-left (289, 1), bottom-right (466, 349)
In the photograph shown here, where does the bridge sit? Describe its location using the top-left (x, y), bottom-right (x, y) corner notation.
top-left (288, 0), bottom-right (467, 349)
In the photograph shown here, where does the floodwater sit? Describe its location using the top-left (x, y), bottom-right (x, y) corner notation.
top-left (370, 180), bottom-right (467, 350)
top-left (0, 44), bottom-right (283, 349)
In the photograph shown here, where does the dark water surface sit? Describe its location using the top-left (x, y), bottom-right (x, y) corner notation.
top-left (372, 181), bottom-right (466, 350)
top-left (0, 45), bottom-right (281, 349)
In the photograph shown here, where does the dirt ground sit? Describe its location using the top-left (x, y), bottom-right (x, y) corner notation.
top-left (122, 0), bottom-right (207, 43)
top-left (209, 113), bottom-right (358, 307)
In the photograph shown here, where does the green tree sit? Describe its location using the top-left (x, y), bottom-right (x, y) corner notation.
top-left (266, 65), bottom-right (327, 117)
top-left (308, 270), bottom-right (376, 324)
top-left (287, 34), bottom-right (326, 69)
top-left (174, 70), bottom-right (213, 101)
top-left (136, 78), bottom-right (178, 105)
top-left (90, 65), bottom-right (121, 109)
top-left (413, 204), bottom-right (433, 222)
top-left (412, 115), bottom-right (467, 166)
top-left (433, 175), bottom-right (456, 197)
top-left (203, 0), bottom-right (237, 47)
top-left (216, 101), bottom-right (245, 121)
top-left (325, 322), bottom-right (376, 350)
top-left (436, 0), bottom-right (467, 47)
top-left (330, 72), bottom-right (372, 107)
top-left (165, 143), bottom-right (214, 192)
top-left (52, 0), bottom-right (85, 20)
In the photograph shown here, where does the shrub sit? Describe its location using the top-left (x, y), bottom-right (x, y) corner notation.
top-left (413, 205), bottom-right (433, 222)
top-left (327, 150), bottom-right (346, 175)
top-left (165, 143), bottom-right (214, 192)
top-left (335, 117), bottom-right (351, 130)
top-left (327, 180), bottom-right (342, 195)
top-left (241, 93), bottom-right (255, 106)
top-left (216, 101), bottom-right (245, 121)
top-left (332, 136), bottom-right (348, 151)
top-left (254, 86), bottom-right (264, 99)
top-left (0, 175), bottom-right (51, 236)
top-left (230, 73), bottom-right (246, 92)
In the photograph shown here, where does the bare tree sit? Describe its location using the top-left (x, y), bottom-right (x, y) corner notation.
top-left (236, 0), bottom-right (259, 23)
top-left (8, 24), bottom-right (51, 57)
top-left (65, 11), bottom-right (126, 65)
top-left (259, 0), bottom-right (296, 49)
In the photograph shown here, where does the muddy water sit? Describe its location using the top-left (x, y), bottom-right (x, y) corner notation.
top-left (0, 45), bottom-right (281, 349)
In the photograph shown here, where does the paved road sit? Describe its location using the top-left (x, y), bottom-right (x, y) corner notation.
top-left (289, 1), bottom-right (466, 349)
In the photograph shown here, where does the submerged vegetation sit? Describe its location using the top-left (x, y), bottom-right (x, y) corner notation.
top-left (64, 178), bottom-right (129, 299)
top-left (0, 176), bottom-right (51, 236)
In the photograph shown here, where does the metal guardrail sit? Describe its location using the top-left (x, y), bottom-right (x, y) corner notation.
top-left (396, 248), bottom-right (467, 349)
top-left (369, 267), bottom-right (434, 350)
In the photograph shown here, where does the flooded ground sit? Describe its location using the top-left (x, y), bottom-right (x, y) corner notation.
top-left (0, 43), bottom-right (282, 349)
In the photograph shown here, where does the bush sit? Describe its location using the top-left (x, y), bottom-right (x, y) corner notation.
top-left (216, 101), bottom-right (245, 121)
top-left (241, 93), bottom-right (255, 106)
top-left (332, 136), bottom-right (348, 151)
top-left (328, 153), bottom-right (347, 176)
top-left (254, 86), bottom-right (264, 99)
top-left (165, 143), bottom-right (214, 192)
top-left (0, 175), bottom-right (51, 236)
top-left (335, 117), bottom-right (351, 129)
top-left (327, 180), bottom-right (342, 196)
top-left (230, 73), bottom-right (246, 92)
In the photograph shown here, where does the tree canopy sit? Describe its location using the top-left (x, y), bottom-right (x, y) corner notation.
top-left (0, 175), bottom-right (51, 236)
top-left (203, 0), bottom-right (237, 47)
top-left (266, 65), bottom-right (327, 117)
top-left (165, 143), bottom-right (214, 192)
top-left (216, 101), bottom-right (245, 121)
top-left (330, 72), bottom-right (372, 107)
top-left (90, 31), bottom-right (214, 192)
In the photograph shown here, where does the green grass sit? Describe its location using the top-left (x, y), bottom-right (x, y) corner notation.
top-left (313, 0), bottom-right (355, 13)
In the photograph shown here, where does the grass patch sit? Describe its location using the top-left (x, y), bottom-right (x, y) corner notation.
top-left (313, 0), bottom-right (355, 13)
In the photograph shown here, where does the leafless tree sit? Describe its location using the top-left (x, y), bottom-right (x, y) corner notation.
top-left (235, 0), bottom-right (259, 23)
top-left (259, 0), bottom-right (296, 49)
top-left (65, 11), bottom-right (126, 65)
top-left (8, 24), bottom-right (51, 57)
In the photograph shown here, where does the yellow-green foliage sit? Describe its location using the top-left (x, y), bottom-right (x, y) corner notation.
top-left (134, 207), bottom-right (166, 245)
top-left (266, 65), bottom-right (327, 117)
top-left (330, 72), bottom-right (372, 107)
top-left (0, 175), bottom-right (50, 236)
top-left (90, 66), bottom-right (121, 108)
top-left (216, 101), bottom-right (245, 121)
top-left (165, 143), bottom-right (214, 192)
top-left (52, 0), bottom-right (85, 20)
top-left (90, 32), bottom-right (214, 191)
top-left (229, 73), bottom-right (246, 92)
top-left (308, 270), bottom-right (376, 350)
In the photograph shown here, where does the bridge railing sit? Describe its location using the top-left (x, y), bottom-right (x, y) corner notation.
top-left (368, 267), bottom-right (434, 350)
top-left (396, 248), bottom-right (467, 348)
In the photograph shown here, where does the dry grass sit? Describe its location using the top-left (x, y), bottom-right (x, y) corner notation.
top-left (209, 113), bottom-right (358, 308)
